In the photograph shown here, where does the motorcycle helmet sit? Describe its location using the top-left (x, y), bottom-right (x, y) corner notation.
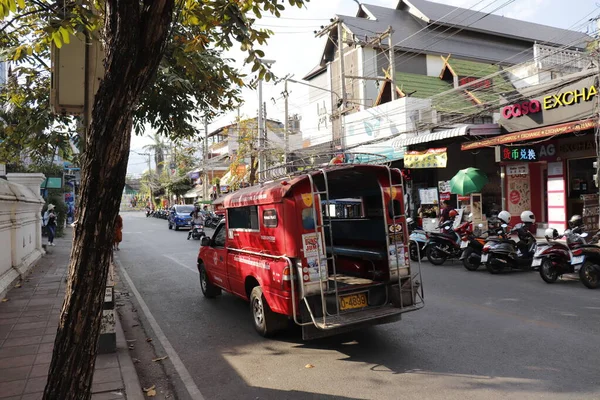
top-left (448, 209), bottom-right (458, 219)
top-left (569, 215), bottom-right (583, 228)
top-left (544, 228), bottom-right (559, 239)
top-left (520, 210), bottom-right (535, 224)
top-left (406, 217), bottom-right (414, 224)
top-left (498, 210), bottom-right (511, 225)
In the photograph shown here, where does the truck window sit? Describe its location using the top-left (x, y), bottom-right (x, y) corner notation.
top-left (213, 225), bottom-right (226, 247)
top-left (228, 206), bottom-right (259, 231)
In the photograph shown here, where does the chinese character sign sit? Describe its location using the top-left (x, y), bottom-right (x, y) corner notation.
top-left (500, 146), bottom-right (538, 162)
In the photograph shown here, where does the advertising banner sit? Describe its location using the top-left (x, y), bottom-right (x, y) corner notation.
top-left (404, 148), bottom-right (447, 169)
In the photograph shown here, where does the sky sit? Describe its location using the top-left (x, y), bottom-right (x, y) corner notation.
top-left (126, 0), bottom-right (598, 175)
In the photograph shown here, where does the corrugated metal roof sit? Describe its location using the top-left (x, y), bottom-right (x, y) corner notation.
top-left (443, 58), bottom-right (500, 78)
top-left (339, 12), bottom-right (533, 65)
top-left (402, 0), bottom-right (590, 49)
top-left (394, 72), bottom-right (475, 113)
top-left (402, 126), bottom-right (469, 146)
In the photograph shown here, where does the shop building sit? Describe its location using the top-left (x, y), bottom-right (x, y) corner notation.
top-left (461, 68), bottom-right (598, 232)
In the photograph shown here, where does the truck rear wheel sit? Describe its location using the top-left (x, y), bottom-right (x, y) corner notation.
top-left (199, 263), bottom-right (221, 298)
top-left (250, 286), bottom-right (286, 337)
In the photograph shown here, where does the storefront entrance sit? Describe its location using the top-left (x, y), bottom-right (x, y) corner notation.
top-left (567, 157), bottom-right (598, 217)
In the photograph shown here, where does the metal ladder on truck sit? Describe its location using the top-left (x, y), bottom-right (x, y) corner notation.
top-left (293, 167), bottom-right (424, 335)
top-left (384, 166), bottom-right (425, 311)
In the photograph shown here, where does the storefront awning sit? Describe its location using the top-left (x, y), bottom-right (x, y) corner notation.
top-left (461, 118), bottom-right (597, 151)
top-left (183, 186), bottom-right (203, 199)
top-left (402, 126), bottom-right (469, 147)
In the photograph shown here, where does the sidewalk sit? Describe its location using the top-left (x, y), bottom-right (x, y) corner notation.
top-left (0, 230), bottom-right (144, 400)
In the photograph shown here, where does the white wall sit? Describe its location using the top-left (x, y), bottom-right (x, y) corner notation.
top-left (343, 97), bottom-right (431, 160)
top-left (0, 174), bottom-right (45, 299)
top-left (299, 71), bottom-right (334, 149)
top-left (426, 54), bottom-right (445, 77)
top-left (506, 62), bottom-right (552, 89)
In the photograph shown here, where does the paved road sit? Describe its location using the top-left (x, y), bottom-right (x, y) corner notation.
top-left (116, 212), bottom-right (600, 400)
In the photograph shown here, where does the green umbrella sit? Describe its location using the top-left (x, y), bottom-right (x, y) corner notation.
top-left (450, 168), bottom-right (489, 195)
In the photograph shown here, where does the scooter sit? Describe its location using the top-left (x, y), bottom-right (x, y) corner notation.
top-left (189, 223), bottom-right (206, 240)
top-left (482, 222), bottom-right (537, 274)
top-left (534, 226), bottom-right (587, 283)
top-left (572, 245), bottom-right (600, 289)
top-left (459, 224), bottom-right (491, 271)
top-left (407, 218), bottom-right (427, 262)
top-left (424, 220), bottom-right (472, 266)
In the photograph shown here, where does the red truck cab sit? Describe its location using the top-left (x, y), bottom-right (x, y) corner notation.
top-left (197, 164), bottom-right (424, 339)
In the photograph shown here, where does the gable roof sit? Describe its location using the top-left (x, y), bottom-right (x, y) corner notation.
top-left (440, 56), bottom-right (500, 79)
top-left (335, 10), bottom-right (534, 67)
top-left (399, 0), bottom-right (590, 49)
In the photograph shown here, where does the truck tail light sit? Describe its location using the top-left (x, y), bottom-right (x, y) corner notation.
top-left (281, 265), bottom-right (292, 291)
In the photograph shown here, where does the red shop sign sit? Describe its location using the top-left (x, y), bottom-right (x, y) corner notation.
top-left (509, 190), bottom-right (521, 205)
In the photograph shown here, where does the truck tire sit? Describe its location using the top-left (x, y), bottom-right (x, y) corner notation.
top-left (199, 263), bottom-right (221, 298)
top-left (250, 286), bottom-right (287, 337)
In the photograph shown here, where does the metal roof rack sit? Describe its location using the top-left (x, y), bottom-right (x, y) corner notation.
top-left (257, 152), bottom-right (390, 183)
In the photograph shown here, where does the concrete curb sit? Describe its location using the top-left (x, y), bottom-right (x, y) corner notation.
top-left (115, 313), bottom-right (145, 400)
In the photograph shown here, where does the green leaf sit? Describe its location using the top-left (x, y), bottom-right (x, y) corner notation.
top-left (52, 33), bottom-right (62, 49)
top-left (59, 28), bottom-right (70, 44)
top-left (16, 0), bottom-right (23, 8)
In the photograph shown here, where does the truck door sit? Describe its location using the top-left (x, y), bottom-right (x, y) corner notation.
top-left (205, 224), bottom-right (230, 291)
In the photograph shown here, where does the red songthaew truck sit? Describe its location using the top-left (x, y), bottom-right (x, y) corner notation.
top-left (198, 163), bottom-right (424, 339)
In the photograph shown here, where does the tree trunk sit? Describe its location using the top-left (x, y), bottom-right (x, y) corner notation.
top-left (43, 1), bottom-right (174, 399)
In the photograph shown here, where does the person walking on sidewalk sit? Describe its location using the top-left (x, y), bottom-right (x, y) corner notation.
top-left (43, 204), bottom-right (57, 246)
top-left (114, 214), bottom-right (123, 251)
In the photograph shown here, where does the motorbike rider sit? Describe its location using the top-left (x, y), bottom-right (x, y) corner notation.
top-left (187, 205), bottom-right (205, 240)
top-left (439, 200), bottom-right (455, 224)
top-left (516, 210), bottom-right (536, 253)
top-left (568, 214), bottom-right (584, 231)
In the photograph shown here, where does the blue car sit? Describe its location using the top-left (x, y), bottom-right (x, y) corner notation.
top-left (168, 205), bottom-right (195, 230)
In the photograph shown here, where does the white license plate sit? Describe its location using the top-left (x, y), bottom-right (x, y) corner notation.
top-left (460, 241), bottom-right (468, 249)
top-left (571, 255), bottom-right (585, 265)
top-left (481, 254), bottom-right (488, 263)
top-left (531, 258), bottom-right (542, 267)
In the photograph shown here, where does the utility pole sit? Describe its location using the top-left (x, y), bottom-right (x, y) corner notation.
top-left (388, 26), bottom-right (396, 101)
top-left (284, 77), bottom-right (289, 165)
top-left (256, 59), bottom-right (276, 178)
top-left (203, 117), bottom-right (208, 202)
top-left (337, 19), bottom-right (347, 151)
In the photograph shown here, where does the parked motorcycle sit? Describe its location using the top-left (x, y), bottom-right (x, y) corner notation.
top-left (482, 224), bottom-right (537, 274)
top-left (407, 217), bottom-right (427, 262)
top-left (572, 242), bottom-right (600, 289)
top-left (535, 225), bottom-right (588, 284)
top-left (424, 220), bottom-right (472, 265)
top-left (459, 224), bottom-right (493, 271)
top-left (188, 223), bottom-right (206, 240)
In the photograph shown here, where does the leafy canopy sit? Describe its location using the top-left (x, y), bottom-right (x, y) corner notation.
top-left (0, 0), bottom-right (309, 162)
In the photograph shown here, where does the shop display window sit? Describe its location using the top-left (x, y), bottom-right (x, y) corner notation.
top-left (568, 158), bottom-right (597, 198)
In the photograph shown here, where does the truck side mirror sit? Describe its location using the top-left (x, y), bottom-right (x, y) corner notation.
top-left (200, 237), bottom-right (211, 247)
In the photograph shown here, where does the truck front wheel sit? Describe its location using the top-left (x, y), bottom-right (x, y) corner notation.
top-left (199, 263), bottom-right (221, 298)
top-left (250, 286), bottom-right (287, 337)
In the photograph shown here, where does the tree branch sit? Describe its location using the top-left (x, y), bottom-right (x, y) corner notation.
top-left (0, 8), bottom-right (45, 34)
